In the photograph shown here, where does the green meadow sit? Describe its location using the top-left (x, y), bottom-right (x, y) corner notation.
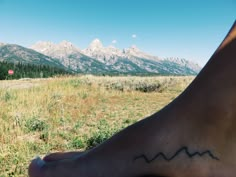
top-left (0, 75), bottom-right (194, 177)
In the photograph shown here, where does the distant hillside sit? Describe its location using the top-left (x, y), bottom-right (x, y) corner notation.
top-left (0, 41), bottom-right (202, 76)
top-left (0, 44), bottom-right (66, 69)
top-left (32, 40), bottom-right (202, 75)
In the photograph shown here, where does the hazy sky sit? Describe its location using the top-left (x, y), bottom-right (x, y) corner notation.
top-left (0, 0), bottom-right (235, 66)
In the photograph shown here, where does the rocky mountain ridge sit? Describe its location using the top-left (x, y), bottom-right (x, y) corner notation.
top-left (0, 40), bottom-right (202, 75)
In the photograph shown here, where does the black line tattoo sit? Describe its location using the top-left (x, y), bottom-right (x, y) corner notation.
top-left (134, 146), bottom-right (219, 163)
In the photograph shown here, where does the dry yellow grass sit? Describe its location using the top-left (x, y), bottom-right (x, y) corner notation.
top-left (0, 75), bottom-right (194, 177)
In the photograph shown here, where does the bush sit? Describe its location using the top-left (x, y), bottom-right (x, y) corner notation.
top-left (85, 130), bottom-right (111, 150)
top-left (70, 137), bottom-right (86, 149)
top-left (134, 82), bottom-right (161, 92)
top-left (25, 117), bottom-right (48, 132)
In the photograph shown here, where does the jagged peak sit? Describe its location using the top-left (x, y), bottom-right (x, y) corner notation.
top-left (88, 38), bottom-right (103, 49)
top-left (122, 45), bottom-right (161, 61)
top-left (31, 40), bottom-right (80, 51)
top-left (59, 40), bottom-right (74, 48)
top-left (124, 45), bottom-right (143, 53)
top-left (92, 38), bottom-right (102, 43)
top-left (31, 41), bottom-right (55, 49)
top-left (0, 40), bottom-right (202, 75)
top-left (107, 45), bottom-right (122, 52)
top-left (129, 45), bottom-right (140, 51)
top-left (107, 45), bottom-right (116, 49)
top-left (30, 40), bottom-right (82, 59)
top-left (124, 45), bottom-right (145, 55)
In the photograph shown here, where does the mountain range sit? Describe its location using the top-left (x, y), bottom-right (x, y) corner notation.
top-left (0, 40), bottom-right (202, 75)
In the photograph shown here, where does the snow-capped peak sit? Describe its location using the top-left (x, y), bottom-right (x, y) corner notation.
top-left (124, 45), bottom-right (144, 55)
top-left (31, 41), bottom-right (55, 53)
top-left (88, 38), bottom-right (103, 50)
top-left (83, 39), bottom-right (124, 63)
top-left (107, 45), bottom-right (116, 49)
top-left (31, 41), bottom-right (82, 59)
top-left (29, 39), bottom-right (201, 74)
top-left (129, 45), bottom-right (141, 52)
top-left (124, 45), bottom-right (154, 59)
top-left (59, 40), bottom-right (74, 48)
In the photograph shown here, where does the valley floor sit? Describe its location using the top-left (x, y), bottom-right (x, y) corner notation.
top-left (0, 75), bottom-right (193, 177)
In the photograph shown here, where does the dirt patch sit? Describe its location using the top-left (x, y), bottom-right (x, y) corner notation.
top-left (0, 78), bottom-right (45, 90)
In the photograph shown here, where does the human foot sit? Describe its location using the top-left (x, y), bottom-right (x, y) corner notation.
top-left (43, 151), bottom-right (84, 162)
top-left (29, 21), bottom-right (236, 177)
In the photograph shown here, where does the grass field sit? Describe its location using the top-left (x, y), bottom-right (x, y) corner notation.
top-left (0, 75), bottom-right (194, 177)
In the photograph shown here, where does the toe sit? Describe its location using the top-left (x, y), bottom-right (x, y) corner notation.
top-left (28, 157), bottom-right (46, 177)
top-left (29, 155), bottom-right (82, 177)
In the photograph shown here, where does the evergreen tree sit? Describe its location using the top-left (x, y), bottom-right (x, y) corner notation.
top-left (0, 61), bottom-right (71, 80)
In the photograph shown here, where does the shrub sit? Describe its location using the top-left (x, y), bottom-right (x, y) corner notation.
top-left (70, 137), bottom-right (86, 149)
top-left (25, 117), bottom-right (48, 132)
top-left (85, 130), bottom-right (111, 150)
top-left (134, 82), bottom-right (161, 92)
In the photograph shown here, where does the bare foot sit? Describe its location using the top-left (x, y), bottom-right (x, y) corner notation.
top-left (43, 151), bottom-right (84, 162)
top-left (29, 21), bottom-right (236, 177)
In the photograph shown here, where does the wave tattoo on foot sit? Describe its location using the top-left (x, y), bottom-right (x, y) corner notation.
top-left (134, 146), bottom-right (219, 163)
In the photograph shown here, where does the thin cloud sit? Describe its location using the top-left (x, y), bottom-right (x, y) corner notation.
top-left (132, 34), bottom-right (137, 38)
top-left (112, 40), bottom-right (117, 44)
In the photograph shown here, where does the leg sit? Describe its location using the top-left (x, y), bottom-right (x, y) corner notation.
top-left (29, 21), bottom-right (236, 177)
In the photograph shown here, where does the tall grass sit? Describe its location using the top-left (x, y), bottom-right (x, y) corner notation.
top-left (0, 75), bottom-right (193, 177)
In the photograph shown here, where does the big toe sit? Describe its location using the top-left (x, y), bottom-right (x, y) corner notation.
top-left (29, 156), bottom-right (81, 177)
top-left (28, 157), bottom-right (46, 177)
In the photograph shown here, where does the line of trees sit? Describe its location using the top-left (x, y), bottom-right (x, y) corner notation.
top-left (0, 61), bottom-right (71, 80)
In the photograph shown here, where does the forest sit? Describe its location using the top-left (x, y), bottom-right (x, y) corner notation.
top-left (0, 61), bottom-right (71, 80)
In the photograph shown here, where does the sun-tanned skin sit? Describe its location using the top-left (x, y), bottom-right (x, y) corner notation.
top-left (29, 21), bottom-right (236, 177)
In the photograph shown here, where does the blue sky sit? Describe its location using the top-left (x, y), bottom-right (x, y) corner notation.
top-left (0, 0), bottom-right (235, 66)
